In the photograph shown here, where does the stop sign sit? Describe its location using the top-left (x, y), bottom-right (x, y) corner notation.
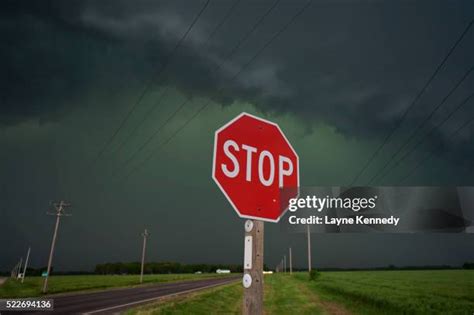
top-left (212, 113), bottom-right (299, 222)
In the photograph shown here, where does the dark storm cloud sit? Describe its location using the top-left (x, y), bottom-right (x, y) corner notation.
top-left (2, 1), bottom-right (474, 272)
top-left (1, 1), bottom-right (473, 154)
top-left (0, 0), bottom-right (172, 126)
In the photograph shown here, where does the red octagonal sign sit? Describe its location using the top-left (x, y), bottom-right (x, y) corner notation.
top-left (212, 113), bottom-right (299, 223)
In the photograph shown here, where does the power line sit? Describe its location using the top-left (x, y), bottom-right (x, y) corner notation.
top-left (121, 0), bottom-right (313, 180)
top-left (350, 19), bottom-right (474, 185)
top-left (221, 0), bottom-right (281, 61)
top-left (207, 0), bottom-right (242, 40)
top-left (375, 91), bottom-right (474, 183)
top-left (87, 0), bottom-right (211, 167)
top-left (108, 0), bottom-right (242, 159)
top-left (397, 113), bottom-right (474, 184)
top-left (368, 66), bottom-right (473, 184)
top-left (110, 0), bottom-right (282, 175)
top-left (73, 0), bottom-right (211, 202)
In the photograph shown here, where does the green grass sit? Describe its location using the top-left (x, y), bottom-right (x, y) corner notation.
top-left (0, 274), bottom-right (229, 298)
top-left (5, 271), bottom-right (472, 314)
top-left (129, 274), bottom-right (325, 315)
top-left (129, 283), bottom-right (243, 315)
top-left (129, 271), bottom-right (474, 315)
top-left (294, 270), bottom-right (474, 315)
top-left (264, 273), bottom-right (324, 314)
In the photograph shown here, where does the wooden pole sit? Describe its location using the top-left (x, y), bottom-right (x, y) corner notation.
top-left (243, 220), bottom-right (264, 315)
top-left (17, 257), bottom-right (23, 280)
top-left (22, 247), bottom-right (30, 283)
top-left (289, 247), bottom-right (292, 275)
top-left (43, 200), bottom-right (71, 293)
top-left (140, 229), bottom-right (149, 284)
top-left (12, 262), bottom-right (18, 278)
top-left (43, 214), bottom-right (60, 292)
top-left (307, 224), bottom-right (312, 272)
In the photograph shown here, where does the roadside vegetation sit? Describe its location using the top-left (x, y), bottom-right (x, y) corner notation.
top-left (0, 273), bottom-right (229, 298)
top-left (129, 270), bottom-right (474, 314)
top-left (295, 269), bottom-right (474, 314)
top-left (3, 270), bottom-right (472, 314)
top-left (129, 274), bottom-right (328, 314)
top-left (128, 283), bottom-right (242, 315)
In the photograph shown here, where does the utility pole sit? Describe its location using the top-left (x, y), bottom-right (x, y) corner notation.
top-left (289, 247), bottom-right (292, 275)
top-left (22, 247), bottom-right (31, 283)
top-left (17, 257), bottom-right (23, 279)
top-left (11, 261), bottom-right (18, 278)
top-left (43, 200), bottom-right (71, 293)
top-left (284, 255), bottom-right (286, 273)
top-left (243, 220), bottom-right (264, 315)
top-left (13, 258), bottom-right (22, 279)
top-left (140, 228), bottom-right (149, 284)
top-left (307, 225), bottom-right (312, 272)
top-left (12, 262), bottom-right (16, 278)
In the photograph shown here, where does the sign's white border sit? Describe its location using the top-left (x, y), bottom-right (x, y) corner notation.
top-left (212, 112), bottom-right (300, 223)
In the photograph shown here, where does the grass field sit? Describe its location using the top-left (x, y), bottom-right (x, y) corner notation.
top-left (299, 269), bottom-right (474, 315)
top-left (0, 273), bottom-right (229, 298)
top-left (129, 270), bottom-right (474, 314)
top-left (128, 283), bottom-right (242, 315)
top-left (130, 273), bottom-right (327, 314)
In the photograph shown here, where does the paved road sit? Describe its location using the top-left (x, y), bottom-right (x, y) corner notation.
top-left (20, 276), bottom-right (239, 314)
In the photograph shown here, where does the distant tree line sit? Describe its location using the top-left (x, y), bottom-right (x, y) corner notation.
top-left (0, 267), bottom-right (96, 276)
top-left (94, 262), bottom-right (247, 275)
top-left (309, 264), bottom-right (474, 272)
top-left (463, 262), bottom-right (474, 269)
top-left (26, 267), bottom-right (49, 276)
top-left (2, 262), bottom-right (472, 275)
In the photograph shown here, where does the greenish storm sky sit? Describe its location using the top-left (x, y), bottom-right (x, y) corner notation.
top-left (1, 0), bottom-right (474, 271)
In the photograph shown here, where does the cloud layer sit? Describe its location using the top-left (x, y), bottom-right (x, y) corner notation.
top-left (1, 0), bottom-right (473, 166)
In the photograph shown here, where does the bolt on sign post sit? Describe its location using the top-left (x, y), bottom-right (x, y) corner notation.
top-left (213, 113), bottom-right (299, 315)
